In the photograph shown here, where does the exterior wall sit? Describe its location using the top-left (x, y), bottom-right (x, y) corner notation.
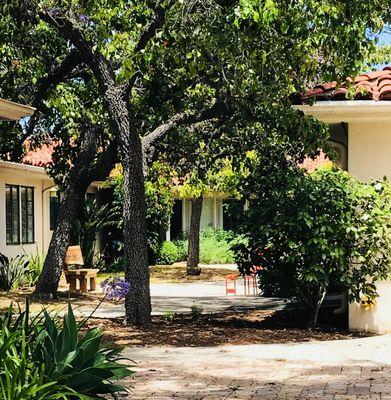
top-left (348, 121), bottom-right (391, 181)
top-left (0, 164), bottom-right (54, 258)
top-left (349, 281), bottom-right (391, 334)
top-left (346, 121), bottom-right (391, 333)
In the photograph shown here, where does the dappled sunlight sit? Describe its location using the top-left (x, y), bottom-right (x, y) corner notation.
top-left (123, 340), bottom-right (391, 399)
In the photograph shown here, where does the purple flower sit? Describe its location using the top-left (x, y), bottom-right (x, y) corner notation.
top-left (101, 276), bottom-right (130, 301)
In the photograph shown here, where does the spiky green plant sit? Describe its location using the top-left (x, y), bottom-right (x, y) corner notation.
top-left (0, 302), bottom-right (133, 399)
top-left (0, 253), bottom-right (28, 291)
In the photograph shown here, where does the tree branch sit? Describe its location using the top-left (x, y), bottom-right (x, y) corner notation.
top-left (134, 0), bottom-right (177, 54)
top-left (23, 49), bottom-right (81, 141)
top-left (141, 101), bottom-right (232, 171)
top-left (142, 101), bottom-right (231, 151)
top-left (39, 9), bottom-right (117, 93)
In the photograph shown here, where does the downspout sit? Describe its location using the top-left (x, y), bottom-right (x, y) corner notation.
top-left (42, 184), bottom-right (56, 253)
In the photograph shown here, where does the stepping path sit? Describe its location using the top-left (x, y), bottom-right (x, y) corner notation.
top-left (124, 334), bottom-right (391, 399)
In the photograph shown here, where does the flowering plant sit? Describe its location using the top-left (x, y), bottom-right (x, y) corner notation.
top-left (100, 276), bottom-right (130, 301)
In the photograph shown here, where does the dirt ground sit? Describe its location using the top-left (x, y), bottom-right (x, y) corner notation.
top-left (99, 265), bottom-right (235, 284)
top-left (84, 308), bottom-right (371, 348)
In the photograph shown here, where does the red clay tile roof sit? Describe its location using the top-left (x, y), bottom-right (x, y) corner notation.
top-left (303, 66), bottom-right (391, 102)
top-left (22, 141), bottom-right (55, 167)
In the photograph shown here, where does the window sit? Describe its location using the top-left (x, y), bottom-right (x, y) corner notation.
top-left (21, 187), bottom-right (34, 243)
top-left (5, 185), bottom-right (35, 245)
top-left (50, 191), bottom-right (61, 231)
top-left (6, 185), bottom-right (20, 244)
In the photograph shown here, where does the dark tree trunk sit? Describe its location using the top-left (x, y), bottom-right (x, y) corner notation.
top-left (35, 178), bottom-right (91, 296)
top-left (35, 128), bottom-right (99, 296)
top-left (186, 196), bottom-right (203, 276)
top-left (37, 11), bottom-right (152, 324)
top-left (102, 86), bottom-right (151, 326)
top-left (306, 285), bottom-right (327, 330)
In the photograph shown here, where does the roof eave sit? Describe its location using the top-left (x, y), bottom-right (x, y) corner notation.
top-left (292, 101), bottom-right (391, 123)
top-left (0, 99), bottom-right (36, 121)
top-left (0, 160), bottom-right (51, 179)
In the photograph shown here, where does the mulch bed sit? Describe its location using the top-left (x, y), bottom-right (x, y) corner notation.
top-left (83, 308), bottom-right (372, 348)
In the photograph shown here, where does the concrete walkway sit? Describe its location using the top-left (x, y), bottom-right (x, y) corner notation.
top-left (124, 334), bottom-right (391, 399)
top-left (74, 282), bottom-right (290, 318)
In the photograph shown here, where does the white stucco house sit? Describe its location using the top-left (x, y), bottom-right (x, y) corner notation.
top-left (0, 160), bottom-right (56, 258)
top-left (294, 66), bottom-right (391, 333)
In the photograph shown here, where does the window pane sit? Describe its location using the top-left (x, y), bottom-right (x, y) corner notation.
top-left (21, 187), bottom-right (34, 244)
top-left (6, 185), bottom-right (20, 244)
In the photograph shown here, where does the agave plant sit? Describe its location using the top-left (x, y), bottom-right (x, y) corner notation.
top-left (32, 303), bottom-right (133, 398)
top-left (0, 301), bottom-right (133, 399)
top-left (0, 304), bottom-right (91, 400)
top-left (0, 253), bottom-right (29, 291)
top-left (25, 252), bottom-right (45, 287)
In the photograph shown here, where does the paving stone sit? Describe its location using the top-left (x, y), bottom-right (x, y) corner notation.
top-left (123, 333), bottom-right (391, 399)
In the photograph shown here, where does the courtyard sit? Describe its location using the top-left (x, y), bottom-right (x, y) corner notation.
top-left (126, 335), bottom-right (391, 400)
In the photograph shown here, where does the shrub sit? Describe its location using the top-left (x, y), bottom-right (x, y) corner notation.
top-left (0, 301), bottom-right (133, 399)
top-left (156, 229), bottom-right (235, 266)
top-left (198, 228), bottom-right (234, 264)
top-left (156, 241), bottom-right (181, 265)
top-left (0, 253), bottom-right (28, 291)
top-left (233, 167), bottom-right (391, 328)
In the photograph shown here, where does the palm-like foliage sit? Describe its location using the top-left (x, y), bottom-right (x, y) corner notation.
top-left (71, 198), bottom-right (117, 268)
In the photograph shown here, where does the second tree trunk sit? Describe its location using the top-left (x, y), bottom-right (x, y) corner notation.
top-left (187, 196), bottom-right (203, 276)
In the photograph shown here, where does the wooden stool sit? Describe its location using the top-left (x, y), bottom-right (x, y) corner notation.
top-left (64, 269), bottom-right (99, 294)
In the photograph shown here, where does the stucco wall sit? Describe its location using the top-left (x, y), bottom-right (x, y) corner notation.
top-left (0, 167), bottom-right (53, 258)
top-left (349, 121), bottom-right (391, 182)
top-left (348, 121), bottom-right (391, 333)
top-left (349, 281), bottom-right (391, 334)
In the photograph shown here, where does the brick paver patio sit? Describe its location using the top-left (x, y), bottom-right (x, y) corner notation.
top-left (123, 335), bottom-right (391, 399)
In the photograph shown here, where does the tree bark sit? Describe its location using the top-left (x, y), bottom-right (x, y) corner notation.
top-left (306, 285), bottom-right (327, 330)
top-left (109, 90), bottom-right (151, 327)
top-left (35, 128), bottom-right (99, 295)
top-left (186, 196), bottom-right (203, 276)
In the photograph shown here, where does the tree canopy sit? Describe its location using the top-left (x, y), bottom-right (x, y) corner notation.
top-left (0, 0), bottom-right (389, 325)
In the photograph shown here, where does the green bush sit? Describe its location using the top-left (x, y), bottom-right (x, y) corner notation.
top-left (233, 167), bottom-right (391, 328)
top-left (156, 228), bottom-right (235, 265)
top-left (0, 301), bottom-right (133, 399)
top-left (156, 241), bottom-right (181, 265)
top-left (198, 228), bottom-right (235, 264)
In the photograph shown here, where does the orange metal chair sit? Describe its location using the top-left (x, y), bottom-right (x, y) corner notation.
top-left (225, 274), bottom-right (238, 295)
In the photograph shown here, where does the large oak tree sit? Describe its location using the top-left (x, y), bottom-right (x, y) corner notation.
top-left (0, 0), bottom-right (388, 326)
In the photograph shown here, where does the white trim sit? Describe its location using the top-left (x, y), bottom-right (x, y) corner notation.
top-left (0, 161), bottom-right (49, 178)
top-left (0, 99), bottom-right (35, 121)
top-left (293, 101), bottom-right (391, 123)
